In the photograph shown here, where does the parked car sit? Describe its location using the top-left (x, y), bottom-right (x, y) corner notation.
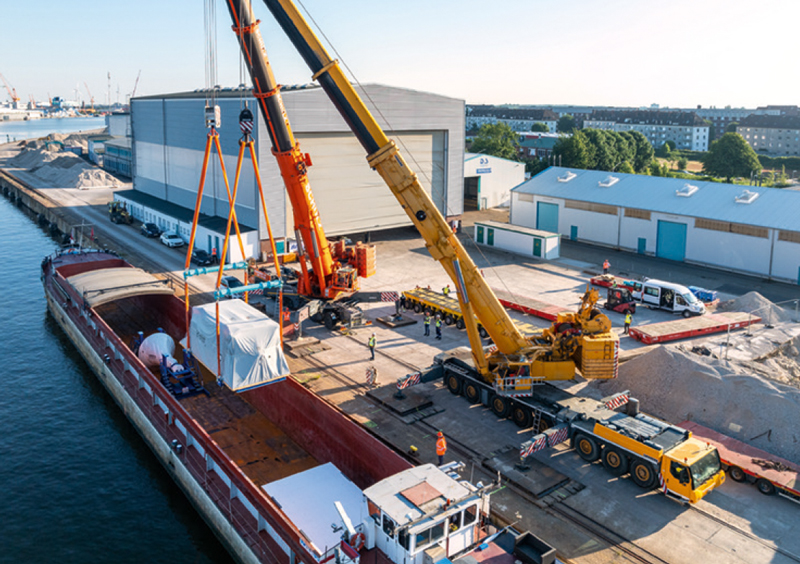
top-left (140, 223), bottom-right (162, 238)
top-left (220, 275), bottom-right (245, 298)
top-left (191, 249), bottom-right (218, 266)
top-left (160, 232), bottom-right (185, 248)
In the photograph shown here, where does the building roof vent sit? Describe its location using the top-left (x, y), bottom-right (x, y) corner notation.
top-left (735, 189), bottom-right (759, 204)
top-left (598, 175), bottom-right (619, 188)
top-left (557, 171), bottom-right (577, 183)
top-left (676, 184), bottom-right (699, 197)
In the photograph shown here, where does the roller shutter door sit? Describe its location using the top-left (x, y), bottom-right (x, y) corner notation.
top-left (296, 131), bottom-right (443, 236)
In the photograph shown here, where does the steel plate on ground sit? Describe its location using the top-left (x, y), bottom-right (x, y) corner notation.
top-left (485, 449), bottom-right (570, 499)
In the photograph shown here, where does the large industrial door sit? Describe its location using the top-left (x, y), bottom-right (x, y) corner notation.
top-left (656, 221), bottom-right (687, 262)
top-left (536, 202), bottom-right (559, 233)
top-left (464, 177), bottom-right (479, 210)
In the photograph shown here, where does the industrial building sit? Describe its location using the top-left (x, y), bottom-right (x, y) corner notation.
top-left (463, 153), bottom-right (524, 210)
top-left (117, 84), bottom-right (465, 262)
top-left (510, 167), bottom-right (800, 283)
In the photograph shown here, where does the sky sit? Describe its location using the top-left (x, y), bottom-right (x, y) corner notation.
top-left (3, 0), bottom-right (799, 110)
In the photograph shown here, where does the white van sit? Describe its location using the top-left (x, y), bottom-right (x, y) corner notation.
top-left (632, 279), bottom-right (706, 317)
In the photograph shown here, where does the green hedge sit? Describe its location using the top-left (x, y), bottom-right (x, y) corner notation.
top-left (757, 155), bottom-right (800, 170)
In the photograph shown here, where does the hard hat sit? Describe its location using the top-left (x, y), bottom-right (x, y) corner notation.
top-left (437, 431), bottom-right (443, 437)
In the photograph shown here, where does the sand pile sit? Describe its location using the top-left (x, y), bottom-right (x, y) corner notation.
top-left (591, 346), bottom-right (800, 463)
top-left (747, 335), bottom-right (800, 386)
top-left (10, 146), bottom-right (120, 189)
top-left (717, 291), bottom-right (793, 322)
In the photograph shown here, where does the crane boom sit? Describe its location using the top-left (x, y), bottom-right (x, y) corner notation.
top-left (223, 0), bottom-right (364, 300)
top-left (0, 73), bottom-right (20, 104)
top-left (257, 0), bottom-right (619, 384)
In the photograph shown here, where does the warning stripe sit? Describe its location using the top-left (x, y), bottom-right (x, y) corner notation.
top-left (396, 371), bottom-right (421, 390)
top-left (604, 391), bottom-right (630, 410)
top-left (381, 291), bottom-right (400, 302)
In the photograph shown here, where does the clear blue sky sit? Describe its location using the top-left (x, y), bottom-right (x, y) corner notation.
top-left (4, 0), bottom-right (798, 109)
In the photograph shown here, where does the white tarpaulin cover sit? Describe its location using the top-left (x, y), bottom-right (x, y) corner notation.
top-left (185, 300), bottom-right (289, 392)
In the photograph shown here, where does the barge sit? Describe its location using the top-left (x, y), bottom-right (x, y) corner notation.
top-left (41, 248), bottom-right (555, 564)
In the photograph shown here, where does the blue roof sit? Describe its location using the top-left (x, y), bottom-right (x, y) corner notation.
top-left (512, 167), bottom-right (800, 231)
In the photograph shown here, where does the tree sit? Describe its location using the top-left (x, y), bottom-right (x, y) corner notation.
top-left (557, 114), bottom-right (578, 133)
top-left (626, 130), bottom-right (655, 172)
top-left (553, 131), bottom-right (589, 169)
top-left (677, 157), bottom-right (688, 170)
top-left (706, 119), bottom-right (716, 141)
top-left (617, 161), bottom-right (635, 174)
top-left (582, 129), bottom-right (614, 170)
top-left (702, 132), bottom-right (761, 182)
top-left (531, 122), bottom-right (549, 132)
top-left (522, 157), bottom-right (549, 177)
top-left (656, 141), bottom-right (675, 158)
top-left (468, 122), bottom-right (519, 161)
top-left (726, 121), bottom-right (739, 133)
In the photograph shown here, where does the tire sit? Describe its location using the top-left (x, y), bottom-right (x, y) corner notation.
top-left (756, 478), bottom-right (776, 496)
top-left (323, 310), bottom-right (338, 330)
top-left (464, 382), bottom-right (481, 404)
top-left (604, 302), bottom-right (610, 310)
top-left (728, 466), bottom-right (746, 483)
top-left (446, 374), bottom-right (462, 395)
top-left (537, 418), bottom-right (551, 434)
top-left (602, 447), bottom-right (629, 476)
top-left (574, 434), bottom-right (600, 462)
top-left (630, 460), bottom-right (656, 489)
top-left (413, 302), bottom-right (422, 313)
top-left (490, 395), bottom-right (510, 418)
top-left (444, 314), bottom-right (454, 326)
top-left (511, 404), bottom-right (533, 428)
top-left (455, 317), bottom-right (465, 330)
top-left (478, 326), bottom-right (488, 339)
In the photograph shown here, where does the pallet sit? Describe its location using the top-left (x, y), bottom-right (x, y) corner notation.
top-left (629, 312), bottom-right (761, 344)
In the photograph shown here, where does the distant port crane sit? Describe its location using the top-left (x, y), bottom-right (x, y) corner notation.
top-left (0, 73), bottom-right (20, 106)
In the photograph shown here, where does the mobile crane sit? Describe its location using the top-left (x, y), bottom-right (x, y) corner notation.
top-left (255, 0), bottom-right (619, 416)
top-left (222, 0), bottom-right (379, 329)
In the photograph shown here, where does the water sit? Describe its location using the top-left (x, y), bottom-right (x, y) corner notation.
top-left (0, 200), bottom-right (233, 562)
top-left (0, 116), bottom-right (106, 142)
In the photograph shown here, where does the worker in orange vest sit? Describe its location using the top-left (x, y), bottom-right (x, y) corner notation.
top-left (603, 259), bottom-right (610, 274)
top-left (436, 431), bottom-right (447, 466)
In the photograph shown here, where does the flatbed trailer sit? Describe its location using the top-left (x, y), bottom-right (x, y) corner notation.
top-left (629, 312), bottom-right (761, 344)
top-left (590, 275), bottom-right (640, 291)
top-left (401, 288), bottom-right (540, 338)
top-left (679, 421), bottom-right (800, 503)
top-left (492, 288), bottom-right (562, 322)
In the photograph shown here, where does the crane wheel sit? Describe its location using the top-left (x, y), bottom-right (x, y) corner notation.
top-left (464, 383), bottom-right (481, 404)
top-left (478, 326), bottom-right (488, 339)
top-left (630, 460), bottom-right (656, 489)
top-left (728, 466), bottom-right (746, 482)
top-left (490, 395), bottom-right (510, 418)
top-left (444, 314), bottom-right (454, 326)
top-left (602, 447), bottom-right (629, 476)
top-left (756, 478), bottom-right (776, 496)
top-left (455, 318), bottom-right (465, 330)
top-left (323, 310), bottom-right (338, 330)
top-left (446, 374), bottom-right (462, 395)
top-left (574, 434), bottom-right (600, 462)
top-left (511, 405), bottom-right (533, 428)
top-left (413, 302), bottom-right (422, 313)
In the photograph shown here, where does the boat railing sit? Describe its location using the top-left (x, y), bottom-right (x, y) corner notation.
top-left (49, 267), bottom-right (312, 564)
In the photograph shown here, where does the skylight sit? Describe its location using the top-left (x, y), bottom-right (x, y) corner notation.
top-left (598, 176), bottom-right (619, 188)
top-left (735, 190), bottom-right (759, 204)
top-left (557, 171), bottom-right (577, 183)
top-left (676, 184), bottom-right (699, 197)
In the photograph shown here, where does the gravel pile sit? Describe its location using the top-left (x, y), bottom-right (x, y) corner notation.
top-left (717, 291), bottom-right (794, 322)
top-left (10, 145), bottom-right (121, 189)
top-left (591, 346), bottom-right (800, 464)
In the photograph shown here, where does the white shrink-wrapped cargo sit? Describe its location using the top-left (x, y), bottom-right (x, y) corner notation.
top-left (184, 300), bottom-right (289, 392)
top-left (138, 332), bottom-right (185, 372)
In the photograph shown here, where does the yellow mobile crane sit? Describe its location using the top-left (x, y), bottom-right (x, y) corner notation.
top-left (257, 0), bottom-right (618, 415)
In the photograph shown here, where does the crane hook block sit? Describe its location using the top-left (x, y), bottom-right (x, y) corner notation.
top-left (239, 108), bottom-right (254, 135)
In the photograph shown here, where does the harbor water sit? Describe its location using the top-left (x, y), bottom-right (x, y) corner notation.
top-left (0, 116), bottom-right (106, 142)
top-left (0, 131), bottom-right (232, 562)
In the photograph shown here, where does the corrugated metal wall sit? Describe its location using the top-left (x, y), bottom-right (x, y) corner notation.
top-left (133, 85), bottom-right (464, 245)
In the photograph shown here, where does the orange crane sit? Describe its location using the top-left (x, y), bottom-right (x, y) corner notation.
top-left (223, 0), bottom-right (378, 328)
top-left (83, 82), bottom-right (95, 113)
top-left (0, 73), bottom-right (20, 106)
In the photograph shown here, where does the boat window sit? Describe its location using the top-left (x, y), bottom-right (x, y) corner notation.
top-left (449, 511), bottom-right (462, 532)
top-left (414, 520), bottom-right (445, 550)
top-left (367, 500), bottom-right (380, 524)
top-left (383, 514), bottom-right (396, 538)
top-left (398, 528), bottom-right (410, 550)
top-left (464, 505), bottom-right (478, 526)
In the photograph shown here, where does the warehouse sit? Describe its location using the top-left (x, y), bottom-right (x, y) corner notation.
top-left (121, 84), bottom-right (465, 261)
top-left (463, 153), bottom-right (525, 210)
top-left (510, 167), bottom-right (800, 283)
